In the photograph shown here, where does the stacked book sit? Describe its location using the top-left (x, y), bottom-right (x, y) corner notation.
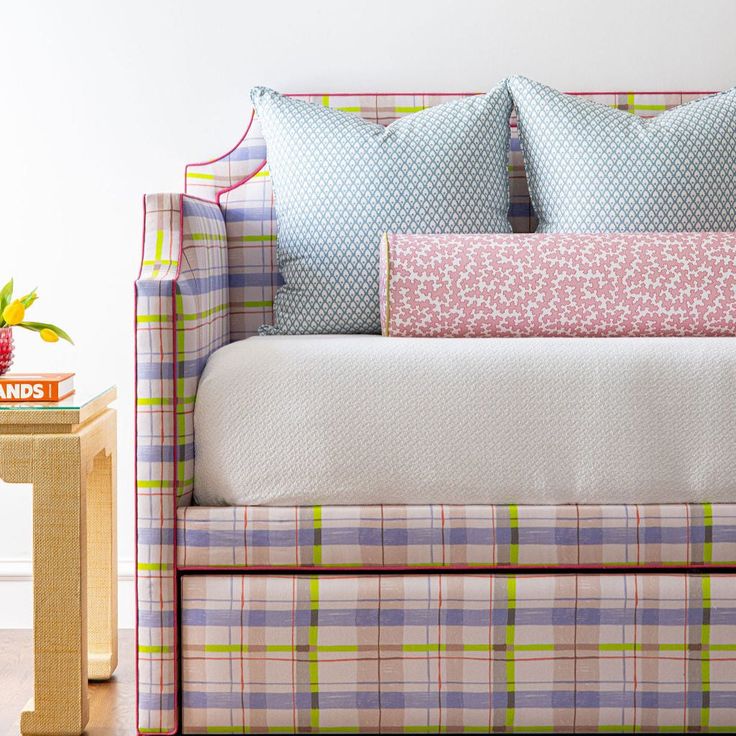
top-left (0, 372), bottom-right (75, 402)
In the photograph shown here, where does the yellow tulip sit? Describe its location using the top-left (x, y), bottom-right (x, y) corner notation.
top-left (40, 328), bottom-right (59, 343)
top-left (2, 300), bottom-right (25, 326)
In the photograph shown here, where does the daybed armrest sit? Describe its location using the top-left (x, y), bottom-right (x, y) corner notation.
top-left (135, 192), bottom-right (228, 734)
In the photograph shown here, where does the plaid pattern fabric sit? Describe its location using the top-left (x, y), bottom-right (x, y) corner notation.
top-left (136, 193), bottom-right (229, 733)
top-left (184, 92), bottom-right (711, 340)
top-left (181, 572), bottom-right (736, 733)
top-left (140, 91), bottom-right (717, 733)
top-left (177, 503), bottom-right (736, 570)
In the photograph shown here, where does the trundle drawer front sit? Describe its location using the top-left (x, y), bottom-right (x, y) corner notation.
top-left (181, 573), bottom-right (736, 734)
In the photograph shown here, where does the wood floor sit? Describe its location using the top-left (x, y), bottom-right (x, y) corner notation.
top-left (0, 629), bottom-right (135, 735)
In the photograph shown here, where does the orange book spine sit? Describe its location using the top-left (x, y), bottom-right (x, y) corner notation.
top-left (0, 378), bottom-right (74, 402)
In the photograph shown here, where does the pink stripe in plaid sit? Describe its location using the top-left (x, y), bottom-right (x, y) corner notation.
top-left (177, 504), bottom-right (736, 570)
top-left (181, 573), bottom-right (736, 733)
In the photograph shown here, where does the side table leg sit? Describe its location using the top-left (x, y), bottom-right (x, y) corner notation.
top-left (86, 418), bottom-right (118, 679)
top-left (20, 435), bottom-right (89, 736)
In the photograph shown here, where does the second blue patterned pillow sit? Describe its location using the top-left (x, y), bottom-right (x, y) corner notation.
top-left (251, 85), bottom-right (513, 335)
top-left (508, 76), bottom-right (736, 233)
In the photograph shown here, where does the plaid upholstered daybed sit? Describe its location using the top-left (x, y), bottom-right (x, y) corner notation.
top-left (136, 92), bottom-right (736, 734)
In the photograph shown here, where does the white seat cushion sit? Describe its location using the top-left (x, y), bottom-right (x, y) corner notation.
top-left (193, 335), bottom-right (736, 506)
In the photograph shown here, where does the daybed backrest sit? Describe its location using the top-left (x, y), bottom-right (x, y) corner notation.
top-left (185, 91), bottom-right (711, 341)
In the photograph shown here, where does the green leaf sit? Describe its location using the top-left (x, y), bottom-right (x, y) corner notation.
top-left (20, 288), bottom-right (38, 309)
top-left (19, 321), bottom-right (74, 344)
top-left (0, 278), bottom-right (13, 317)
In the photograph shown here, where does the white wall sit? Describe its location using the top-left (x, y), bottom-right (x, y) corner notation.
top-left (0, 0), bottom-right (734, 628)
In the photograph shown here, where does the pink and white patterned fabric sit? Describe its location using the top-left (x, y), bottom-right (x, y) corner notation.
top-left (380, 232), bottom-right (736, 338)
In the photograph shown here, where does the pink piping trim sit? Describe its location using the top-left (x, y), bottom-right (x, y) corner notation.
top-left (184, 109), bottom-right (256, 195)
top-left (181, 192), bottom-right (223, 207)
top-left (215, 158), bottom-right (267, 205)
top-left (134, 194), bottom-right (144, 735)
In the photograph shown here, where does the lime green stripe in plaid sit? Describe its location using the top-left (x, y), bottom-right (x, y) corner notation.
top-left (509, 505), bottom-right (519, 565)
top-left (701, 574), bottom-right (711, 731)
top-left (137, 562), bottom-right (171, 571)
top-left (190, 232), bottom-right (228, 242)
top-left (138, 644), bottom-right (173, 654)
top-left (135, 302), bottom-right (228, 325)
top-left (505, 576), bottom-right (516, 729)
top-left (137, 479), bottom-right (174, 488)
top-left (624, 99), bottom-right (669, 112)
top-left (703, 502), bottom-right (714, 563)
top-left (309, 577), bottom-right (320, 731)
top-left (153, 229), bottom-right (165, 277)
top-left (627, 104), bottom-right (669, 111)
top-left (142, 259), bottom-right (178, 267)
top-left (237, 235), bottom-right (276, 242)
top-left (242, 300), bottom-right (273, 308)
top-left (136, 396), bottom-right (174, 406)
top-left (186, 172), bottom-right (215, 180)
top-left (136, 313), bottom-right (173, 324)
top-left (135, 395), bottom-right (196, 408)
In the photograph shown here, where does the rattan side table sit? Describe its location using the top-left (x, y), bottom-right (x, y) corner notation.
top-left (0, 387), bottom-right (117, 736)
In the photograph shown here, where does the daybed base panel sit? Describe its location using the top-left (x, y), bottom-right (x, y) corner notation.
top-left (181, 572), bottom-right (736, 734)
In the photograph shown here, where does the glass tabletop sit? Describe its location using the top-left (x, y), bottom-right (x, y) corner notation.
top-left (0, 385), bottom-right (115, 411)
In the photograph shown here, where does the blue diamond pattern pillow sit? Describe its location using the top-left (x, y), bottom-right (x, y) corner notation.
top-left (251, 85), bottom-right (513, 334)
top-left (508, 76), bottom-right (736, 233)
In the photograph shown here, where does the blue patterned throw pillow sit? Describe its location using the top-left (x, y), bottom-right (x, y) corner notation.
top-left (508, 76), bottom-right (736, 233)
top-left (251, 85), bottom-right (513, 334)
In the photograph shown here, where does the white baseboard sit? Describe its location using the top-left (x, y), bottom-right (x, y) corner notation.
top-left (0, 558), bottom-right (136, 628)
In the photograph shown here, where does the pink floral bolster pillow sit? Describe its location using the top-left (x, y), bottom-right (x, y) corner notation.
top-left (379, 232), bottom-right (736, 337)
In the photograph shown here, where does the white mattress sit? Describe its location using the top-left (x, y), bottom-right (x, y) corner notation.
top-left (193, 335), bottom-right (736, 507)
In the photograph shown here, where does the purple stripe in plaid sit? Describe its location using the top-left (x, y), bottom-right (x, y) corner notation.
top-left (185, 92), bottom-right (712, 340)
top-left (177, 504), bottom-right (736, 569)
top-left (181, 573), bottom-right (736, 733)
top-left (136, 193), bottom-right (229, 733)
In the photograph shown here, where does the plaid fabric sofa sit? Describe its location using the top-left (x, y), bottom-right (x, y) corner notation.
top-left (136, 91), bottom-right (736, 734)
